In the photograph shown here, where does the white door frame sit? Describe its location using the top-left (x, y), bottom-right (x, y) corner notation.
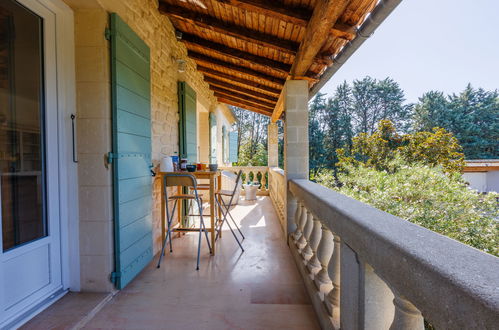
top-left (2, 0), bottom-right (79, 326)
top-left (36, 0), bottom-right (80, 293)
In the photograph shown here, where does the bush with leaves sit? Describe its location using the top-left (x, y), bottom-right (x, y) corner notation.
top-left (337, 120), bottom-right (465, 174)
top-left (316, 159), bottom-right (498, 256)
top-left (321, 121), bottom-right (498, 256)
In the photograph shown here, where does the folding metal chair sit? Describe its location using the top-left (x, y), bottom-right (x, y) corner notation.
top-left (215, 170), bottom-right (245, 252)
top-left (157, 173), bottom-right (212, 270)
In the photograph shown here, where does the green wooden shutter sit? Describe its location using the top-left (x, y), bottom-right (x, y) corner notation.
top-left (209, 112), bottom-right (217, 164)
top-left (229, 131), bottom-right (238, 163)
top-left (109, 13), bottom-right (152, 289)
top-left (222, 126), bottom-right (227, 163)
top-left (178, 82), bottom-right (197, 163)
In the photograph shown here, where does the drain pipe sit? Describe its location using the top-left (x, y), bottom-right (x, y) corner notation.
top-left (309, 0), bottom-right (403, 98)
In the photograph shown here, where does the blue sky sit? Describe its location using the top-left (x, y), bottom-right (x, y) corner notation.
top-left (319, 0), bottom-right (499, 103)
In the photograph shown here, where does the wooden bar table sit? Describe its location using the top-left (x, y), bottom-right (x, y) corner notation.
top-left (158, 170), bottom-right (222, 255)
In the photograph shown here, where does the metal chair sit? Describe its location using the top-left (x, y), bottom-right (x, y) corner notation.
top-left (215, 170), bottom-right (245, 252)
top-left (157, 173), bottom-right (212, 270)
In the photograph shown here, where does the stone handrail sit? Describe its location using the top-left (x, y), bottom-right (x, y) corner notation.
top-left (268, 167), bottom-right (285, 231)
top-left (219, 166), bottom-right (269, 195)
top-left (288, 179), bottom-right (499, 330)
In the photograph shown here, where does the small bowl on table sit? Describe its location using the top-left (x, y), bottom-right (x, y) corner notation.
top-left (186, 164), bottom-right (197, 172)
top-left (208, 164), bottom-right (218, 172)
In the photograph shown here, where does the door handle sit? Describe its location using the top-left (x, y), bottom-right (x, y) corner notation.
top-left (70, 114), bottom-right (78, 163)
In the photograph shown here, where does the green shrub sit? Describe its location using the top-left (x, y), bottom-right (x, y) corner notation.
top-left (316, 160), bottom-right (499, 256)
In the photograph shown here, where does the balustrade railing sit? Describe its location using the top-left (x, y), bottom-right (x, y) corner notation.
top-left (286, 179), bottom-right (499, 330)
top-left (268, 167), bottom-right (285, 230)
top-left (219, 166), bottom-right (269, 195)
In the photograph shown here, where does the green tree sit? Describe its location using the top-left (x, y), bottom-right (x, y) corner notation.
top-left (337, 120), bottom-right (464, 174)
top-left (351, 76), bottom-right (411, 134)
top-left (309, 92), bottom-right (327, 174)
top-left (318, 121), bottom-right (497, 256)
top-left (232, 107), bottom-right (269, 166)
top-left (412, 91), bottom-right (449, 131)
top-left (324, 82), bottom-right (353, 168)
top-left (412, 85), bottom-right (499, 159)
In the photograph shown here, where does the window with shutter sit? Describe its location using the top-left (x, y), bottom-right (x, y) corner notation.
top-left (178, 82), bottom-right (197, 163)
top-left (229, 131), bottom-right (238, 163)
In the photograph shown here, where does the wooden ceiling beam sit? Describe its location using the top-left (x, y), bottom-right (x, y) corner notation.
top-left (188, 51), bottom-right (285, 86)
top-left (197, 65), bottom-right (281, 96)
top-left (215, 92), bottom-right (274, 113)
top-left (159, 3), bottom-right (299, 54)
top-left (211, 87), bottom-right (276, 109)
top-left (291, 0), bottom-right (352, 77)
top-left (181, 33), bottom-right (291, 75)
top-left (204, 76), bottom-right (278, 102)
top-left (217, 97), bottom-right (273, 116)
top-left (214, 90), bottom-right (274, 109)
top-left (272, 0), bottom-right (352, 122)
top-left (215, 0), bottom-right (357, 40)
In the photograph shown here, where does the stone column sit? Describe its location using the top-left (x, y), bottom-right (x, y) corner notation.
top-left (267, 122), bottom-right (279, 167)
top-left (284, 80), bottom-right (309, 236)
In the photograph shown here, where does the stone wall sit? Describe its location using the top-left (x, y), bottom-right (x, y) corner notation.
top-left (64, 0), bottom-right (219, 292)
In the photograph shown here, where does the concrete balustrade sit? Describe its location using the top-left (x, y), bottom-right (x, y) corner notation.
top-left (300, 211), bottom-right (314, 259)
top-left (292, 202), bottom-right (304, 242)
top-left (306, 215), bottom-right (322, 274)
top-left (268, 167), bottom-right (286, 231)
top-left (285, 178), bottom-right (499, 330)
top-left (313, 225), bottom-right (334, 297)
top-left (325, 234), bottom-right (341, 321)
top-left (219, 166), bottom-right (269, 195)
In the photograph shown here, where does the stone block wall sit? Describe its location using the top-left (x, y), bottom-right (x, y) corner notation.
top-left (64, 0), bottom-right (219, 292)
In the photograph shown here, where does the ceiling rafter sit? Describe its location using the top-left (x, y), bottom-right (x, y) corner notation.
top-left (159, 3), bottom-right (299, 55)
top-left (211, 87), bottom-right (276, 109)
top-left (181, 33), bottom-right (291, 75)
top-left (214, 0), bottom-right (357, 40)
top-left (217, 97), bottom-right (273, 116)
top-left (197, 65), bottom-right (281, 96)
top-left (188, 51), bottom-right (286, 86)
top-left (214, 92), bottom-right (274, 111)
top-left (204, 76), bottom-right (278, 102)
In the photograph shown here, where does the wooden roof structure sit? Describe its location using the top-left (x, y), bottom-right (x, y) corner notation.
top-left (159, 0), bottom-right (380, 119)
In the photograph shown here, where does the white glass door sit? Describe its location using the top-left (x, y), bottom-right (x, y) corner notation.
top-left (0, 0), bottom-right (62, 327)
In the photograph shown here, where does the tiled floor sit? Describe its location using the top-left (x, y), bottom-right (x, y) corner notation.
top-left (24, 196), bottom-right (319, 330)
top-left (21, 292), bottom-right (110, 330)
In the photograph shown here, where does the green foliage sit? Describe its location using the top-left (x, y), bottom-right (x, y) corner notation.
top-left (236, 141), bottom-right (267, 166)
top-left (320, 121), bottom-right (497, 256)
top-left (412, 84), bottom-right (499, 159)
top-left (350, 76), bottom-right (411, 134)
top-left (337, 120), bottom-right (465, 174)
top-left (232, 107), bottom-right (269, 166)
top-left (308, 77), bottom-right (410, 174)
top-left (316, 160), bottom-right (499, 256)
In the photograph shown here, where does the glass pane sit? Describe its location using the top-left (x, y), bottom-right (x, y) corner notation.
top-left (0, 1), bottom-right (46, 251)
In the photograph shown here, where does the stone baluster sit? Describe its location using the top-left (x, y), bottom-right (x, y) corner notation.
top-left (325, 234), bottom-right (341, 318)
top-left (313, 225), bottom-right (334, 297)
top-left (242, 170), bottom-right (248, 184)
top-left (306, 216), bottom-right (322, 272)
top-left (292, 202), bottom-right (303, 242)
top-left (261, 170), bottom-right (267, 192)
top-left (296, 208), bottom-right (309, 250)
top-left (389, 294), bottom-right (424, 330)
top-left (301, 212), bottom-right (315, 261)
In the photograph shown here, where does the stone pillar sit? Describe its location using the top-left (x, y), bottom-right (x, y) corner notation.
top-left (267, 122), bottom-right (279, 167)
top-left (284, 80), bottom-right (309, 236)
top-left (283, 80), bottom-right (309, 180)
